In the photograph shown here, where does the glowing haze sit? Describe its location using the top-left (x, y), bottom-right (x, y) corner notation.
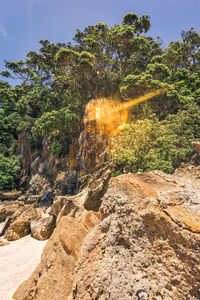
top-left (84, 88), bottom-right (168, 137)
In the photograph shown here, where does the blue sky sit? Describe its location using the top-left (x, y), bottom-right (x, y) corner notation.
top-left (1, 0), bottom-right (200, 77)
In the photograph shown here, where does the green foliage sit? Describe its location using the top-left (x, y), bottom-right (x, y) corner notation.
top-left (32, 108), bottom-right (79, 138)
top-left (1, 13), bottom-right (200, 186)
top-left (51, 141), bottom-right (62, 155)
top-left (0, 155), bottom-right (21, 191)
top-left (112, 105), bottom-right (200, 174)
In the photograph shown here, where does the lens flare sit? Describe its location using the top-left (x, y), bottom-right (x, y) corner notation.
top-left (84, 88), bottom-right (168, 137)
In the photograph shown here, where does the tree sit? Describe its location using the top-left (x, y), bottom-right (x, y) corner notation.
top-left (112, 104), bottom-right (200, 174)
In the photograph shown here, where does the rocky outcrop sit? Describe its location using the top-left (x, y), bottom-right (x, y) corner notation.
top-left (18, 135), bottom-right (66, 182)
top-left (0, 190), bottom-right (22, 201)
top-left (69, 172), bottom-right (200, 300)
top-left (52, 163), bottom-right (112, 224)
top-left (13, 216), bottom-right (87, 300)
top-left (82, 211), bottom-right (102, 231)
top-left (26, 174), bottom-right (50, 197)
top-left (13, 163), bottom-right (200, 300)
top-left (10, 135), bottom-right (200, 300)
top-left (0, 201), bottom-right (23, 222)
top-left (31, 213), bottom-right (56, 240)
top-left (5, 207), bottom-right (42, 241)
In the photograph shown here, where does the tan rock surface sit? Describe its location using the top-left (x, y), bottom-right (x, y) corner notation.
top-left (13, 164), bottom-right (200, 300)
top-left (5, 207), bottom-right (42, 241)
top-left (0, 190), bottom-right (22, 201)
top-left (0, 237), bottom-right (9, 246)
top-left (31, 213), bottom-right (56, 240)
top-left (82, 211), bottom-right (102, 231)
top-left (0, 201), bottom-right (23, 222)
top-left (70, 173), bottom-right (200, 300)
top-left (13, 216), bottom-right (87, 300)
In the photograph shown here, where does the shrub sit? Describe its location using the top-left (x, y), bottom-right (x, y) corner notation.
top-left (112, 105), bottom-right (200, 174)
top-left (0, 155), bottom-right (21, 191)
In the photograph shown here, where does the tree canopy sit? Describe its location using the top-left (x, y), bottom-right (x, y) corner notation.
top-left (1, 13), bottom-right (200, 190)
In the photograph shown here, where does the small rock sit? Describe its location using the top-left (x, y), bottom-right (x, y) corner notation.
top-left (31, 213), bottom-right (56, 240)
top-left (136, 289), bottom-right (149, 300)
top-left (0, 237), bottom-right (9, 246)
top-left (25, 195), bottom-right (40, 204)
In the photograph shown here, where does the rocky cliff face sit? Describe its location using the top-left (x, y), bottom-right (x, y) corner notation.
top-left (18, 99), bottom-right (111, 197)
top-left (4, 101), bottom-right (200, 299)
top-left (13, 158), bottom-right (200, 300)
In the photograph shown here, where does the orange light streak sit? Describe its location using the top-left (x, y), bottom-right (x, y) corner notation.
top-left (84, 88), bottom-right (168, 137)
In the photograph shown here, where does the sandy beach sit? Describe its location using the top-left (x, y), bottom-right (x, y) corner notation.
top-left (0, 235), bottom-right (46, 300)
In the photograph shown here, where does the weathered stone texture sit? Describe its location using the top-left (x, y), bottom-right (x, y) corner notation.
top-left (13, 164), bottom-right (200, 300)
top-left (70, 173), bottom-right (200, 300)
top-left (5, 207), bottom-right (42, 241)
top-left (13, 216), bottom-right (87, 300)
top-left (31, 213), bottom-right (56, 240)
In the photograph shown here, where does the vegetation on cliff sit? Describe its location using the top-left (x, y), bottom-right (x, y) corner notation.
top-left (1, 13), bottom-right (200, 189)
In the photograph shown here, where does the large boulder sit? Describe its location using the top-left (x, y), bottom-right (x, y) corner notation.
top-left (69, 172), bottom-right (200, 300)
top-left (5, 207), bottom-right (42, 241)
top-left (31, 213), bottom-right (56, 240)
top-left (13, 216), bottom-right (87, 300)
top-left (13, 164), bottom-right (200, 300)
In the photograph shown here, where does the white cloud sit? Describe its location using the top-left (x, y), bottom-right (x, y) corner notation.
top-left (0, 25), bottom-right (8, 38)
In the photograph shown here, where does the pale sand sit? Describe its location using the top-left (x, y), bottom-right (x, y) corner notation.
top-left (0, 235), bottom-right (47, 300)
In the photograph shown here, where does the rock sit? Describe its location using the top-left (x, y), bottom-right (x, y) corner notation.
top-left (0, 201), bottom-right (23, 222)
top-left (26, 195), bottom-right (41, 204)
top-left (40, 188), bottom-right (54, 206)
top-left (0, 207), bottom-right (27, 237)
top-left (17, 194), bottom-right (26, 202)
top-left (13, 166), bottom-right (200, 299)
top-left (52, 195), bottom-right (77, 219)
top-left (192, 141), bottom-right (200, 155)
top-left (69, 174), bottom-right (200, 300)
top-left (23, 174), bottom-right (51, 205)
top-left (136, 290), bottom-right (149, 300)
top-left (0, 190), bottom-right (22, 201)
top-left (30, 156), bottom-right (41, 174)
top-left (61, 169), bottom-right (80, 195)
top-left (82, 211), bottom-right (102, 231)
top-left (52, 164), bottom-right (112, 223)
top-left (5, 207), bottom-right (42, 241)
top-left (28, 174), bottom-right (49, 195)
top-left (13, 216), bottom-right (87, 300)
top-left (31, 213), bottom-right (56, 240)
top-left (192, 141), bottom-right (200, 165)
top-left (83, 165), bottom-right (111, 210)
top-left (0, 237), bottom-right (9, 246)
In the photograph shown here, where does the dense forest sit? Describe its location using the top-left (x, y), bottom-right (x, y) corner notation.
top-left (1, 13), bottom-right (200, 190)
